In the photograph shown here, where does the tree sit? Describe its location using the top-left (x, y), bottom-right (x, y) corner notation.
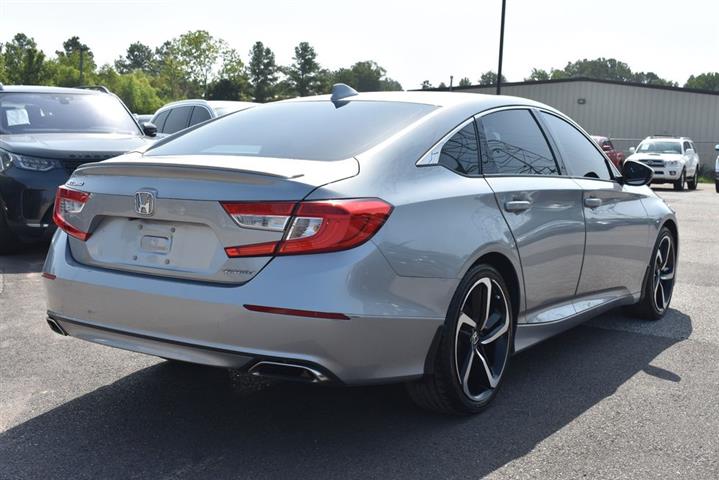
top-left (438, 82), bottom-right (447, 89)
top-left (154, 40), bottom-right (187, 100)
top-left (332, 61), bottom-right (402, 92)
top-left (458, 77), bottom-right (472, 87)
top-left (55, 36), bottom-right (96, 83)
top-left (248, 41), bottom-right (278, 102)
top-left (177, 30), bottom-right (222, 97)
top-left (3, 33), bottom-right (48, 85)
top-left (684, 72), bottom-right (719, 91)
top-left (559, 57), bottom-right (633, 81)
top-left (526, 68), bottom-right (550, 81)
top-left (0, 44), bottom-right (7, 84)
top-left (478, 71), bottom-right (506, 86)
top-left (420, 80), bottom-right (433, 90)
top-left (632, 71), bottom-right (677, 87)
top-left (285, 42), bottom-right (324, 97)
top-left (115, 42), bottom-right (155, 74)
top-left (208, 47), bottom-right (250, 100)
top-left (96, 65), bottom-right (163, 113)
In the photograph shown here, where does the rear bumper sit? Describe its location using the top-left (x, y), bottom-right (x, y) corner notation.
top-left (43, 232), bottom-right (456, 384)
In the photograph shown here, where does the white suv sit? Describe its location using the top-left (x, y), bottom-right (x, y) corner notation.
top-left (626, 136), bottom-right (700, 191)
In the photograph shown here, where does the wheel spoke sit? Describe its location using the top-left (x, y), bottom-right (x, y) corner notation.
top-left (480, 313), bottom-right (509, 345)
top-left (474, 347), bottom-right (499, 388)
top-left (660, 270), bottom-right (674, 281)
top-left (662, 239), bottom-right (672, 270)
top-left (457, 313), bottom-right (476, 330)
top-left (460, 348), bottom-right (476, 398)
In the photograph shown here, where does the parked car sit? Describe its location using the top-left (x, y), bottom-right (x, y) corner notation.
top-left (591, 135), bottom-right (624, 168)
top-left (43, 86), bottom-right (676, 415)
top-left (625, 135), bottom-right (700, 190)
top-left (0, 84), bottom-right (157, 252)
top-left (150, 99), bottom-right (255, 137)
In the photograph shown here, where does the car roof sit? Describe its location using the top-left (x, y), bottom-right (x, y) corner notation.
top-left (642, 136), bottom-right (692, 142)
top-left (0, 85), bottom-right (106, 95)
top-left (154, 99), bottom-right (255, 114)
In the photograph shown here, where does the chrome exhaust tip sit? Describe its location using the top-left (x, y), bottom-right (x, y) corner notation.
top-left (46, 317), bottom-right (67, 336)
top-left (248, 361), bottom-right (329, 383)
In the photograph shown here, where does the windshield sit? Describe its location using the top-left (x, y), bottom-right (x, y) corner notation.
top-left (0, 92), bottom-right (141, 135)
top-left (637, 141), bottom-right (682, 154)
top-left (146, 100), bottom-right (438, 161)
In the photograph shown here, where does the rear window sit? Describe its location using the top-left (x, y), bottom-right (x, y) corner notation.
top-left (146, 101), bottom-right (438, 161)
top-left (0, 92), bottom-right (140, 135)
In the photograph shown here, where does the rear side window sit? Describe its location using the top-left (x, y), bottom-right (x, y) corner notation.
top-left (479, 109), bottom-right (558, 175)
top-left (540, 112), bottom-right (611, 180)
top-left (438, 122), bottom-right (479, 175)
top-left (146, 101), bottom-right (437, 161)
top-left (683, 141), bottom-right (691, 152)
top-left (151, 110), bottom-right (170, 131)
top-left (162, 106), bottom-right (193, 134)
top-left (189, 106), bottom-right (212, 126)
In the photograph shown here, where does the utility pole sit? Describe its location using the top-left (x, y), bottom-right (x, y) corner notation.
top-left (496, 0), bottom-right (507, 95)
top-left (449, 75), bottom-right (454, 91)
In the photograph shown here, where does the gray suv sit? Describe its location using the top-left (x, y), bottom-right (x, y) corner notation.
top-left (43, 88), bottom-right (676, 414)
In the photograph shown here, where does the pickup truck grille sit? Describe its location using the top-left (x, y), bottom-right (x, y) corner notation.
top-left (639, 159), bottom-right (665, 167)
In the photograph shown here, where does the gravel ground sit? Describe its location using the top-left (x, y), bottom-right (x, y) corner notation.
top-left (1, 184), bottom-right (717, 479)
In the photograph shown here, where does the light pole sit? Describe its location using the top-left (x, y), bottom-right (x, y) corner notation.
top-left (496, 0), bottom-right (507, 95)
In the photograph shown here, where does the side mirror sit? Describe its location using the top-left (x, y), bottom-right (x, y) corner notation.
top-left (714, 144), bottom-right (719, 151)
top-left (620, 160), bottom-right (653, 186)
top-left (628, 146), bottom-right (636, 155)
top-left (142, 122), bottom-right (157, 137)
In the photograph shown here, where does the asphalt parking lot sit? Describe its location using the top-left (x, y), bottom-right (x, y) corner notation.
top-left (1, 184), bottom-right (718, 479)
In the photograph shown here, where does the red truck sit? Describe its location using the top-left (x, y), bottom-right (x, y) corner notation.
top-left (591, 136), bottom-right (625, 168)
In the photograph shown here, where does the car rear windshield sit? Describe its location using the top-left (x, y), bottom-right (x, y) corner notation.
top-left (145, 100), bottom-right (438, 161)
top-left (0, 92), bottom-right (140, 135)
top-left (637, 141), bottom-right (682, 154)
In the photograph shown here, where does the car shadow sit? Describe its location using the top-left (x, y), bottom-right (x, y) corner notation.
top-left (0, 243), bottom-right (48, 274)
top-left (0, 312), bottom-right (691, 479)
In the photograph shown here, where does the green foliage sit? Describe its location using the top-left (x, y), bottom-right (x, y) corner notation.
top-left (332, 61), bottom-right (402, 92)
top-left (684, 73), bottom-right (719, 91)
top-left (98, 66), bottom-right (163, 113)
top-left (458, 77), bottom-right (472, 87)
top-left (3, 33), bottom-right (49, 85)
top-left (177, 30), bottom-right (222, 97)
top-left (420, 80), bottom-right (432, 90)
top-left (438, 82), bottom-right (447, 89)
top-left (526, 68), bottom-right (550, 81)
top-left (285, 42), bottom-right (324, 97)
top-left (0, 44), bottom-right (7, 83)
top-left (153, 40), bottom-right (187, 101)
top-left (248, 41), bottom-right (278, 103)
top-left (208, 47), bottom-right (250, 100)
top-left (55, 36), bottom-right (96, 83)
top-left (115, 42), bottom-right (155, 74)
top-left (478, 71), bottom-right (506, 86)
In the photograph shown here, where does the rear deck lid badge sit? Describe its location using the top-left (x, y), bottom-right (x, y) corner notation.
top-left (134, 191), bottom-right (155, 216)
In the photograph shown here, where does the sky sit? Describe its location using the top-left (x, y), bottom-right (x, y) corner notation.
top-left (0, 0), bottom-right (717, 89)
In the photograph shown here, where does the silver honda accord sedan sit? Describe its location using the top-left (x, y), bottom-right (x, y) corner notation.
top-left (43, 85), bottom-right (677, 414)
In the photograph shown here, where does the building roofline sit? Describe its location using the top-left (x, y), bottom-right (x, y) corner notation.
top-left (419, 77), bottom-right (719, 97)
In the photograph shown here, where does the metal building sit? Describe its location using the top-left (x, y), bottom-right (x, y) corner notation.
top-left (446, 78), bottom-right (719, 169)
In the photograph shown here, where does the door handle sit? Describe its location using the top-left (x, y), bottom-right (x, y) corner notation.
top-left (504, 200), bottom-right (532, 212)
top-left (584, 197), bottom-right (602, 208)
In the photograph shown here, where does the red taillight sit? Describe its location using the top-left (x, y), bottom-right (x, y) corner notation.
top-left (221, 198), bottom-right (392, 257)
top-left (53, 186), bottom-right (91, 241)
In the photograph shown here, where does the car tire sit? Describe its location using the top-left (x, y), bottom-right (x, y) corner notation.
top-left (631, 227), bottom-right (676, 321)
top-left (406, 264), bottom-right (514, 415)
top-left (673, 170), bottom-right (686, 191)
top-left (0, 209), bottom-right (21, 255)
top-left (687, 170), bottom-right (698, 190)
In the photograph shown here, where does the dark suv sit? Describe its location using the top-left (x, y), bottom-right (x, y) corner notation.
top-left (0, 85), bottom-right (156, 251)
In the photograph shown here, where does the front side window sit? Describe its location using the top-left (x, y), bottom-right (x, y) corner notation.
top-left (0, 92), bottom-right (140, 135)
top-left (682, 141), bottom-right (691, 152)
top-left (479, 109), bottom-right (558, 175)
top-left (437, 122), bottom-right (479, 175)
top-left (541, 112), bottom-right (611, 180)
top-left (151, 110), bottom-right (170, 131)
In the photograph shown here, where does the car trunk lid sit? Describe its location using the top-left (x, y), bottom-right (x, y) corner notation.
top-left (63, 153), bottom-right (359, 284)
